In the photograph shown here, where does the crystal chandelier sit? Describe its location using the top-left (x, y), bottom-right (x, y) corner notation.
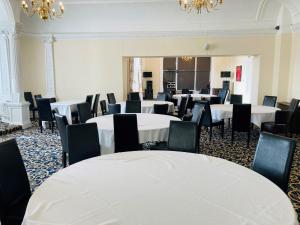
top-left (181, 56), bottom-right (193, 63)
top-left (178, 0), bottom-right (223, 13)
top-left (21, 0), bottom-right (65, 21)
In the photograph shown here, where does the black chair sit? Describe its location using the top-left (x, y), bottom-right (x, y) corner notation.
top-left (85, 95), bottom-right (93, 109)
top-left (77, 102), bottom-right (92, 123)
top-left (182, 89), bottom-right (189, 94)
top-left (190, 102), bottom-right (205, 125)
top-left (108, 104), bottom-right (121, 114)
top-left (230, 94), bottom-right (243, 104)
top-left (113, 114), bottom-right (141, 153)
top-left (186, 95), bottom-right (195, 110)
top-left (288, 98), bottom-right (300, 112)
top-left (261, 110), bottom-right (292, 136)
top-left (128, 92), bottom-right (140, 101)
top-left (157, 92), bottom-right (167, 101)
top-left (263, 96), bottom-right (277, 107)
top-left (209, 96), bottom-right (221, 105)
top-left (126, 101), bottom-right (141, 113)
top-left (0, 139), bottom-right (31, 225)
top-left (290, 108), bottom-right (300, 136)
top-left (67, 123), bottom-right (101, 165)
top-left (36, 98), bottom-right (55, 133)
top-left (100, 100), bottom-right (108, 115)
top-left (34, 94), bottom-right (42, 102)
top-left (232, 104), bottom-right (251, 147)
top-left (49, 98), bottom-right (56, 103)
top-left (201, 100), bottom-right (224, 141)
top-left (55, 114), bottom-right (69, 168)
top-left (24, 92), bottom-right (38, 120)
top-left (91, 94), bottom-right (100, 117)
top-left (200, 89), bottom-right (210, 94)
top-left (218, 89), bottom-right (228, 104)
top-left (107, 93), bottom-right (116, 104)
top-left (168, 121), bottom-right (199, 153)
top-left (252, 132), bottom-right (296, 193)
top-left (153, 104), bottom-right (169, 115)
top-left (177, 97), bottom-right (188, 119)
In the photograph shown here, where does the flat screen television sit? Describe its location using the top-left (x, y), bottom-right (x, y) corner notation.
top-left (143, 72), bottom-right (152, 78)
top-left (221, 71), bottom-right (231, 78)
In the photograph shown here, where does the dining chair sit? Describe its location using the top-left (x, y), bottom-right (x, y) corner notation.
top-left (49, 98), bottom-right (57, 103)
top-left (36, 98), bottom-right (55, 133)
top-left (107, 93), bottom-right (116, 104)
top-left (209, 96), bottom-right (221, 105)
top-left (34, 94), bottom-right (42, 103)
top-left (230, 94), bottom-right (243, 104)
top-left (200, 100), bottom-right (224, 141)
top-left (177, 96), bottom-right (188, 119)
top-left (55, 114), bottom-right (69, 168)
top-left (290, 108), bottom-right (300, 137)
top-left (0, 139), bottom-right (31, 225)
top-left (24, 92), bottom-right (38, 121)
top-left (232, 104), bottom-right (252, 147)
top-left (218, 89), bottom-right (228, 104)
top-left (200, 89), bottom-right (210, 94)
top-left (113, 114), bottom-right (141, 153)
top-left (153, 104), bottom-right (169, 115)
top-left (67, 123), bottom-right (101, 165)
top-left (263, 96), bottom-right (277, 107)
top-left (91, 94), bottom-right (100, 117)
top-left (77, 102), bottom-right (92, 123)
top-left (261, 110), bottom-right (292, 136)
top-left (128, 92), bottom-right (141, 101)
top-left (126, 100), bottom-right (141, 113)
top-left (288, 98), bottom-right (300, 112)
top-left (186, 95), bottom-right (195, 110)
top-left (85, 95), bottom-right (93, 109)
top-left (157, 92), bottom-right (167, 101)
top-left (168, 121), bottom-right (199, 153)
top-left (181, 89), bottom-right (189, 94)
top-left (252, 132), bottom-right (296, 193)
top-left (108, 104), bottom-right (121, 114)
top-left (100, 100), bottom-right (108, 115)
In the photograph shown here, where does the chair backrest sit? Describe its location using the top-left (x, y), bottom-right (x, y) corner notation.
top-left (34, 94), bottom-right (42, 100)
top-left (107, 93), bottom-right (116, 104)
top-left (288, 98), bottom-right (300, 112)
top-left (200, 89), bottom-right (210, 94)
top-left (186, 96), bottom-right (195, 109)
top-left (252, 132), bottom-right (296, 193)
top-left (92, 94), bottom-right (100, 114)
top-left (290, 108), bottom-right (300, 134)
top-left (67, 123), bottom-right (100, 165)
top-left (274, 110), bottom-right (292, 125)
top-left (182, 89), bottom-right (189, 94)
top-left (263, 96), bottom-right (277, 107)
top-left (230, 94), bottom-right (243, 104)
top-left (85, 95), bottom-right (93, 108)
top-left (0, 139), bottom-right (31, 216)
top-left (36, 98), bottom-right (53, 122)
top-left (209, 96), bottom-right (221, 105)
top-left (128, 92), bottom-right (140, 101)
top-left (191, 102), bottom-right (205, 125)
top-left (113, 114), bottom-right (140, 153)
top-left (77, 102), bottom-right (92, 123)
top-left (157, 92), bottom-right (167, 101)
top-left (108, 104), bottom-right (121, 114)
top-left (199, 100), bottom-right (213, 126)
top-left (153, 104), bottom-right (169, 115)
top-left (49, 97), bottom-right (56, 103)
top-left (232, 104), bottom-right (251, 132)
top-left (24, 92), bottom-right (35, 109)
top-left (126, 100), bottom-right (141, 113)
top-left (55, 114), bottom-right (69, 153)
top-left (177, 97), bottom-right (188, 119)
top-left (218, 89), bottom-right (228, 104)
top-left (168, 121), bottom-right (198, 153)
top-left (100, 100), bottom-right (107, 115)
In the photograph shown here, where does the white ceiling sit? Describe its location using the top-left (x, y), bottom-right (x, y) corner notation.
top-left (17, 0), bottom-right (300, 36)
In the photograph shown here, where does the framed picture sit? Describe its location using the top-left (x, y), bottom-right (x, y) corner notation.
top-left (236, 65), bottom-right (242, 82)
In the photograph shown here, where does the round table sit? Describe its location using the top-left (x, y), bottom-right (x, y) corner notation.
top-left (118, 101), bottom-right (175, 114)
top-left (87, 114), bottom-right (180, 154)
top-left (22, 151), bottom-right (298, 225)
top-left (210, 104), bottom-right (280, 128)
top-left (172, 94), bottom-right (216, 105)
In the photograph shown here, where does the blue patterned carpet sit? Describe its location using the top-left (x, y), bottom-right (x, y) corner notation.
top-left (0, 122), bottom-right (299, 221)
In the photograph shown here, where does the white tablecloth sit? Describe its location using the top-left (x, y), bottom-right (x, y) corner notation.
top-left (87, 114), bottom-right (180, 154)
top-left (51, 100), bottom-right (84, 124)
top-left (211, 104), bottom-right (280, 128)
top-left (22, 151), bottom-right (298, 225)
top-left (173, 94), bottom-right (216, 105)
top-left (119, 101), bottom-right (175, 114)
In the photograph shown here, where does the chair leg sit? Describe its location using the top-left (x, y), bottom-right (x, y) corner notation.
top-left (51, 122), bottom-right (54, 133)
top-left (247, 131), bottom-right (250, 148)
top-left (231, 130), bottom-right (234, 145)
top-left (62, 152), bottom-right (67, 168)
top-left (221, 124), bottom-right (224, 139)
top-left (209, 127), bottom-right (212, 142)
top-left (33, 111), bottom-right (36, 121)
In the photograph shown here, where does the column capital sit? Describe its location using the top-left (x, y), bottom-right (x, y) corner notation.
top-left (43, 34), bottom-right (55, 44)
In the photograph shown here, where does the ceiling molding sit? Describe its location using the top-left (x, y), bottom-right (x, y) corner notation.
top-left (256, 0), bottom-right (268, 21)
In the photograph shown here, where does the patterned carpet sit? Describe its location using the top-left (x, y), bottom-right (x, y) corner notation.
top-left (0, 122), bottom-right (299, 221)
top-left (0, 122), bottom-right (22, 136)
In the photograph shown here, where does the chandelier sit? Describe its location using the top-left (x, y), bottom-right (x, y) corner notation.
top-left (181, 56), bottom-right (193, 63)
top-left (178, 0), bottom-right (223, 13)
top-left (21, 0), bottom-right (65, 21)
